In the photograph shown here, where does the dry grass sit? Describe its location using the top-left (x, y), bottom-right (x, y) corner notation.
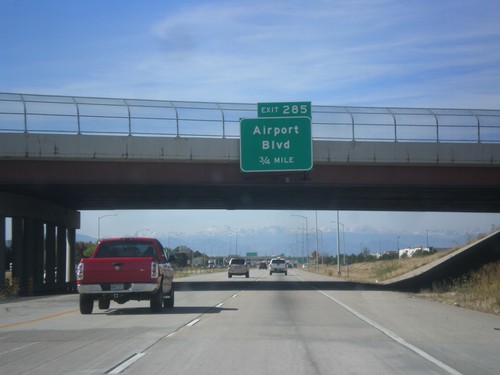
top-left (324, 250), bottom-right (453, 283)
top-left (419, 261), bottom-right (500, 315)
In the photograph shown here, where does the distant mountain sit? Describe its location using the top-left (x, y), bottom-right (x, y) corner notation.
top-left (76, 225), bottom-right (477, 258)
top-left (76, 233), bottom-right (97, 243)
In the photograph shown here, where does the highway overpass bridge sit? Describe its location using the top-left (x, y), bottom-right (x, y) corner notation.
top-left (1, 93), bottom-right (500, 294)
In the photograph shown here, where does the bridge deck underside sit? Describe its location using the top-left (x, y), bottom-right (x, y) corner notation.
top-left (1, 160), bottom-right (499, 212)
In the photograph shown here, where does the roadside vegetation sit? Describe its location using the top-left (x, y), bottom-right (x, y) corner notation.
top-left (419, 261), bottom-right (500, 315)
top-left (323, 249), bottom-right (449, 282)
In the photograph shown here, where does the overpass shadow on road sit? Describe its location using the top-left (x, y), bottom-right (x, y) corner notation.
top-left (174, 280), bottom-right (387, 292)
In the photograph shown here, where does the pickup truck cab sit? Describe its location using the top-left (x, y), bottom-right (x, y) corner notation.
top-left (269, 258), bottom-right (287, 275)
top-left (77, 237), bottom-right (174, 314)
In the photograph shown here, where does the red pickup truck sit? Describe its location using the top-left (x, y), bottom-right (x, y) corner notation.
top-left (76, 237), bottom-right (175, 314)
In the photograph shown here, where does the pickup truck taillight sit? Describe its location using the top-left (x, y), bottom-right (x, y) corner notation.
top-left (151, 262), bottom-right (159, 278)
top-left (76, 263), bottom-right (84, 280)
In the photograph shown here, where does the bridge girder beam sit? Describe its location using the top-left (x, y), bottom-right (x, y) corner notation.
top-left (1, 160), bottom-right (500, 212)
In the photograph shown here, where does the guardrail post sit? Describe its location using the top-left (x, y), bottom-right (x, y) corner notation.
top-left (72, 97), bottom-right (81, 135)
top-left (20, 94), bottom-right (27, 134)
top-left (345, 107), bottom-right (355, 141)
top-left (124, 99), bottom-right (132, 136)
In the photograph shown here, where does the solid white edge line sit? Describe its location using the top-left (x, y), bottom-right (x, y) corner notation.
top-left (186, 318), bottom-right (200, 327)
top-left (108, 352), bottom-right (146, 374)
top-left (316, 289), bottom-right (462, 375)
top-left (216, 303), bottom-right (224, 308)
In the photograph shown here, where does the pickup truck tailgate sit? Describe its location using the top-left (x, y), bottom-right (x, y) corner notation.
top-left (80, 258), bottom-right (154, 284)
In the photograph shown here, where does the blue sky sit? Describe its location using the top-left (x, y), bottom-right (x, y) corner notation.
top-left (2, 0), bottom-right (500, 107)
top-left (2, 0), bottom-right (500, 254)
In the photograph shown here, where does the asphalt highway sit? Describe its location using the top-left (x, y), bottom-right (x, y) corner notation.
top-left (1, 269), bottom-right (499, 374)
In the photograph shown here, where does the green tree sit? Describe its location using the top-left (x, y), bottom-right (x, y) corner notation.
top-left (82, 242), bottom-right (96, 258)
top-left (174, 253), bottom-right (188, 268)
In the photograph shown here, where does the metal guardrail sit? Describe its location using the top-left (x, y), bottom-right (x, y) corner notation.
top-left (1, 93), bottom-right (500, 143)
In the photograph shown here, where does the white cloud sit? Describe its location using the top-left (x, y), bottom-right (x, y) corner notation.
top-left (6, 0), bottom-right (497, 108)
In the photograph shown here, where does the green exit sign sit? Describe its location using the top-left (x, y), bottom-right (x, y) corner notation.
top-left (258, 102), bottom-right (311, 118)
top-left (240, 116), bottom-right (312, 172)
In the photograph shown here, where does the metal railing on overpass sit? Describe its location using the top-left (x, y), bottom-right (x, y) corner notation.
top-left (1, 92), bottom-right (500, 143)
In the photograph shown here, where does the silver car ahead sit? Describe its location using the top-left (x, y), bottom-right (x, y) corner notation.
top-left (228, 258), bottom-right (249, 278)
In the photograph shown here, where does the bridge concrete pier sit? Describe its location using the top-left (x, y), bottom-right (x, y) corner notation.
top-left (0, 217), bottom-right (5, 290)
top-left (1, 192), bottom-right (80, 295)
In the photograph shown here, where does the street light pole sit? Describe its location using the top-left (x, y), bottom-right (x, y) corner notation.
top-left (315, 211), bottom-right (319, 271)
top-left (292, 214), bottom-right (309, 268)
top-left (168, 232), bottom-right (181, 250)
top-left (227, 227), bottom-right (238, 256)
top-left (336, 211), bottom-right (341, 275)
top-left (97, 214), bottom-right (116, 240)
top-left (331, 214), bottom-right (345, 275)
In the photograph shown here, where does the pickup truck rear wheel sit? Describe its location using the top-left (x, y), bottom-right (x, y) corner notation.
top-left (150, 287), bottom-right (164, 313)
top-left (79, 295), bottom-right (94, 315)
top-left (164, 284), bottom-right (175, 308)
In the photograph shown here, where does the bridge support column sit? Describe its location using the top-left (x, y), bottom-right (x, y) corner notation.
top-left (0, 217), bottom-right (5, 290)
top-left (33, 220), bottom-right (44, 292)
top-left (56, 226), bottom-right (67, 289)
top-left (9, 218), bottom-right (46, 295)
top-left (23, 218), bottom-right (36, 294)
top-left (0, 192), bottom-right (80, 295)
top-left (45, 224), bottom-right (56, 287)
top-left (11, 218), bottom-right (24, 293)
top-left (66, 228), bottom-right (76, 285)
